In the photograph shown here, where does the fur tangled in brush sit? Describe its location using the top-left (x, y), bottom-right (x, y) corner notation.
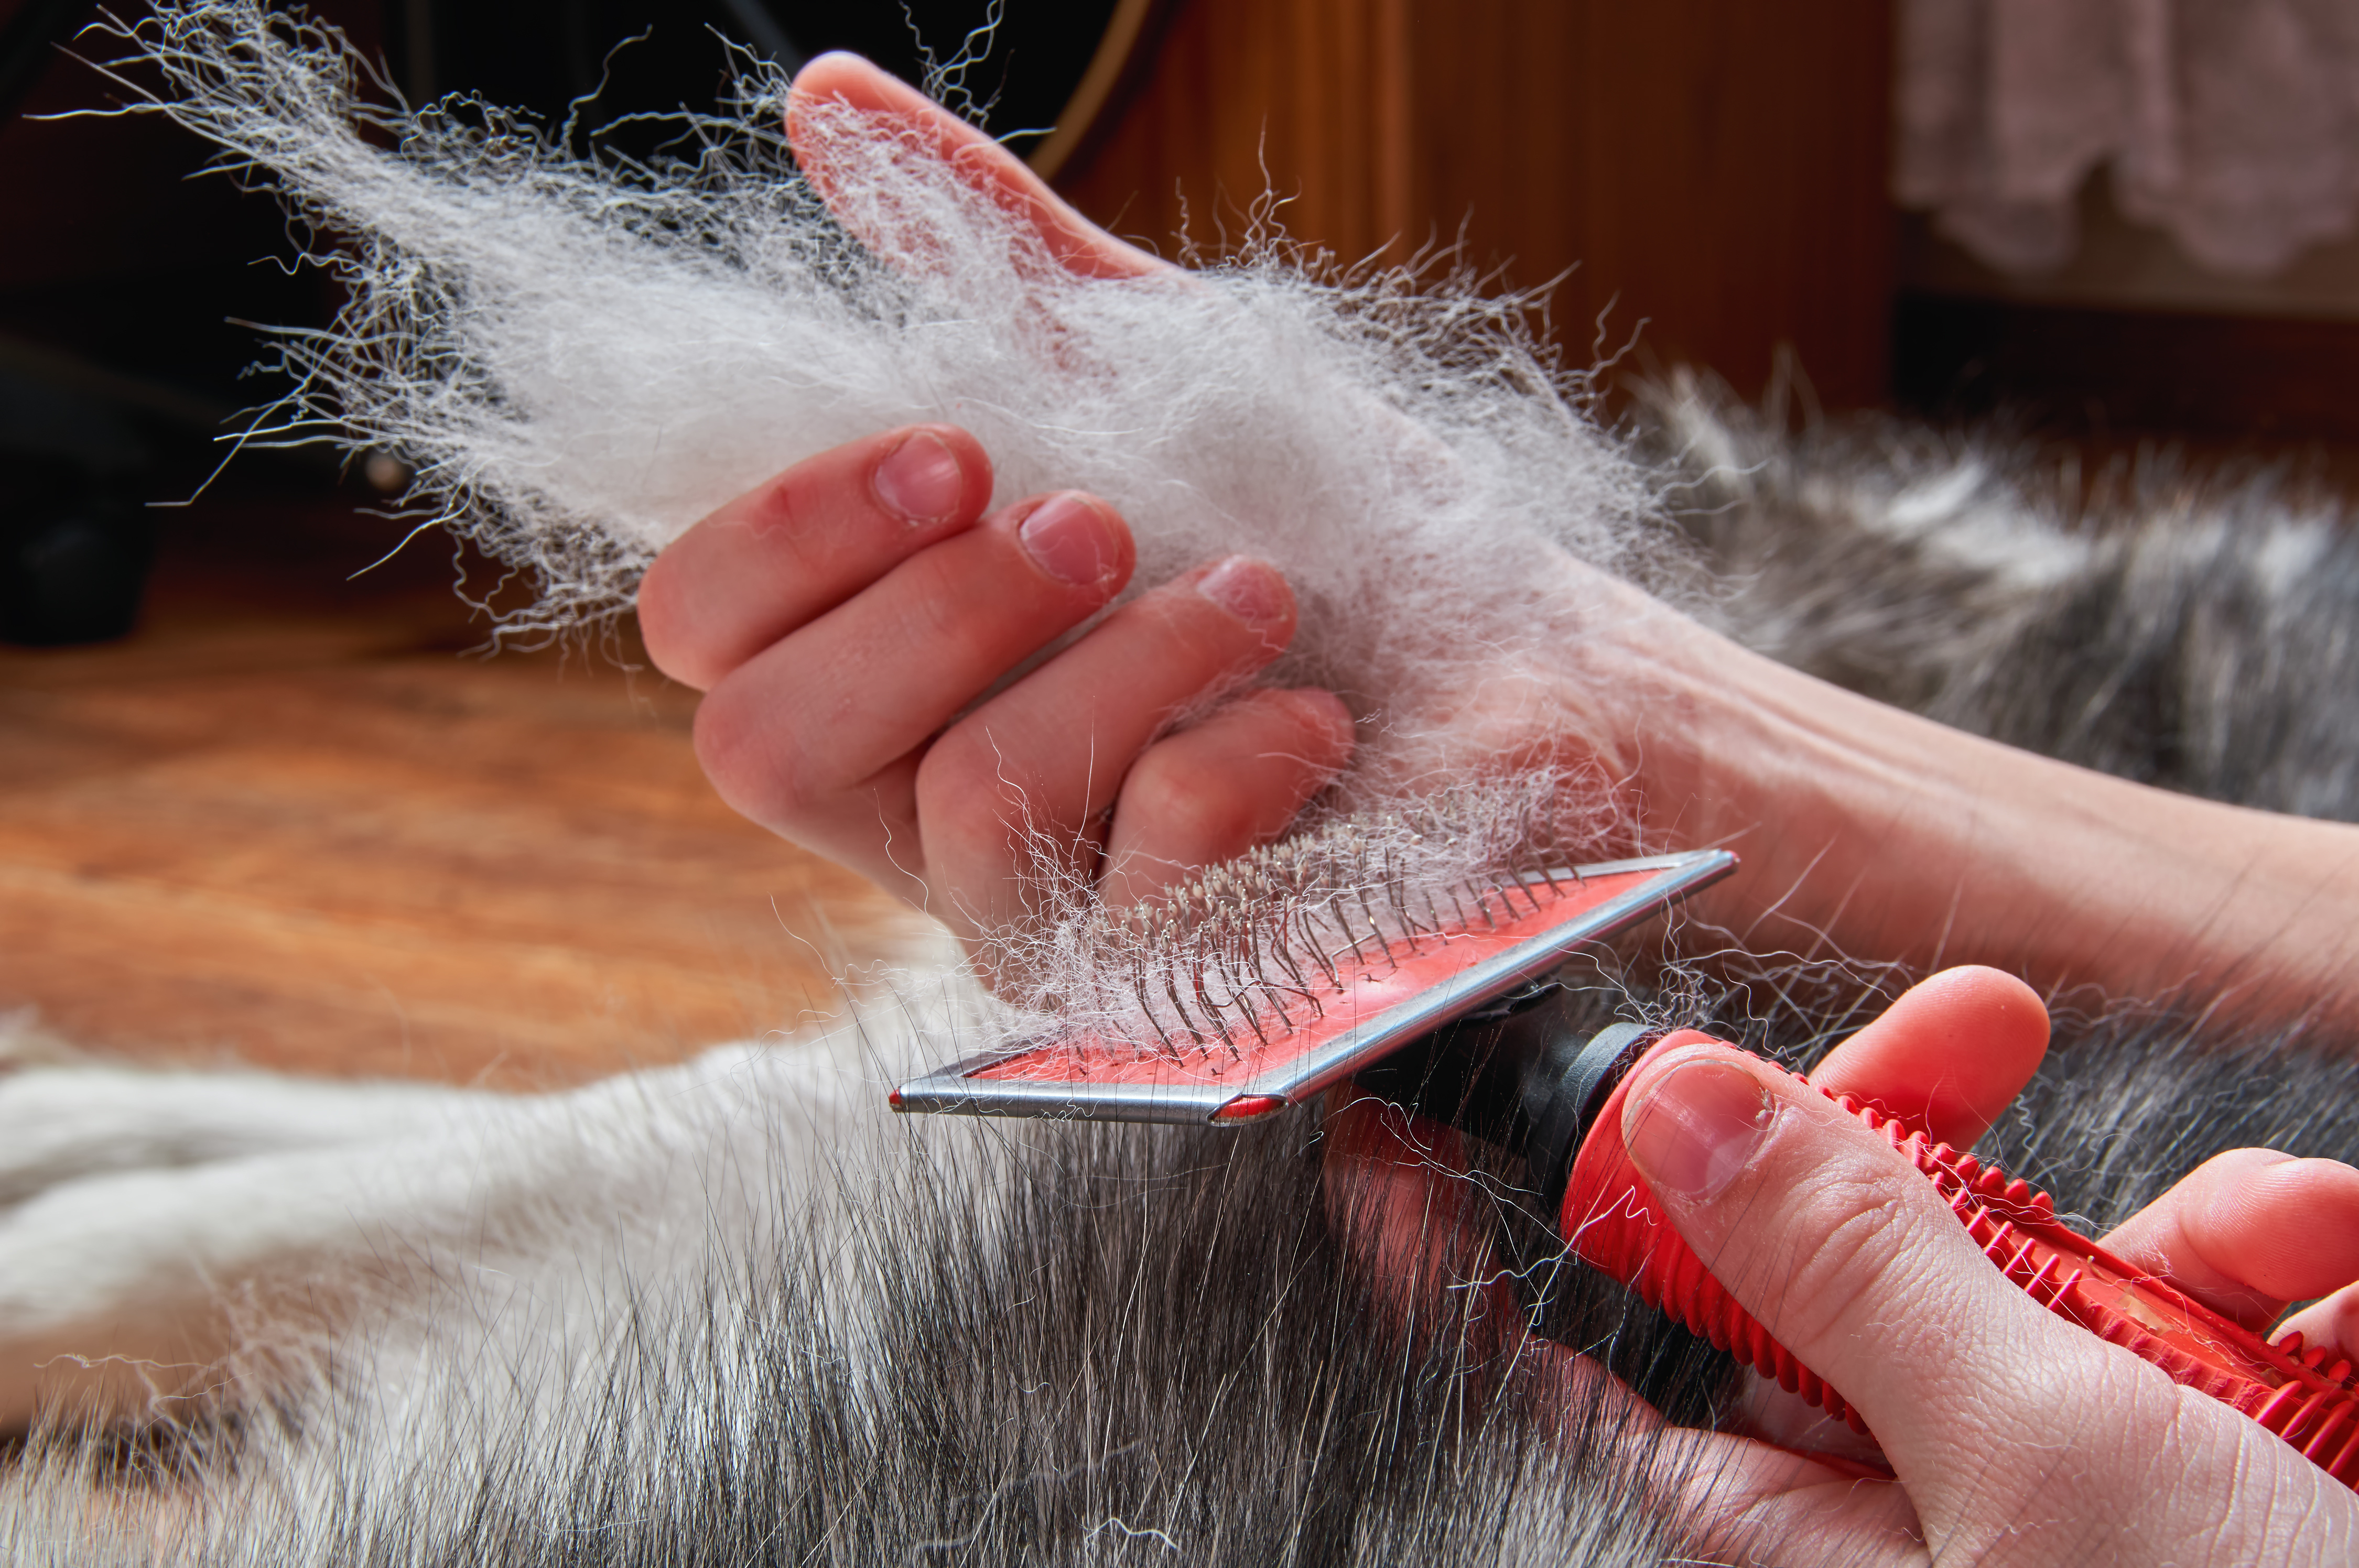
top-left (7, 3), bottom-right (2359, 1563)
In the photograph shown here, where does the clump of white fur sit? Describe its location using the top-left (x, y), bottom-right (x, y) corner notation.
top-left (111, 3), bottom-right (1669, 733)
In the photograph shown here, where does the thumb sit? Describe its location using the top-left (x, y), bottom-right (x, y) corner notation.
top-left (785, 52), bottom-right (1163, 282)
top-left (1615, 1040), bottom-right (2272, 1563)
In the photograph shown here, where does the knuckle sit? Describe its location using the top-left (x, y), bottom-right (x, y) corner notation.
top-left (913, 729), bottom-right (1028, 844)
top-left (745, 467), bottom-right (824, 554)
top-left (1944, 1349), bottom-right (2192, 1551)
top-left (1120, 746), bottom-right (1254, 854)
top-left (912, 724), bottom-right (988, 801)
top-left (1748, 1162), bottom-right (1935, 1359)
top-left (891, 551), bottom-right (1007, 668)
top-left (633, 563), bottom-right (712, 688)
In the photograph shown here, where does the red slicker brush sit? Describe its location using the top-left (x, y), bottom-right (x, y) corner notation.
top-left (1359, 998), bottom-right (2359, 1487)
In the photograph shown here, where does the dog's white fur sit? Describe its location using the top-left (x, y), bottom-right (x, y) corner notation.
top-left (0, 965), bottom-right (1074, 1557)
top-left (0, 966), bottom-right (973, 1422)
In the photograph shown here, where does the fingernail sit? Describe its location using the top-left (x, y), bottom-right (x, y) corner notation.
top-left (1196, 555), bottom-right (1290, 635)
top-left (873, 429), bottom-right (967, 525)
top-left (1622, 1057), bottom-right (1776, 1203)
top-left (1018, 492), bottom-right (1119, 586)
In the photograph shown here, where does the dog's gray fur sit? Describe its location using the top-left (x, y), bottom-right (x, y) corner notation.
top-left (7, 390), bottom-right (2359, 1564)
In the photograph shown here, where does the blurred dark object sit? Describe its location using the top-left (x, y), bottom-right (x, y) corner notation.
top-left (1892, 292), bottom-right (2359, 445)
top-left (0, 0), bottom-right (384, 655)
top-left (0, 361), bottom-right (154, 645)
top-left (385, 0), bottom-right (1120, 161)
top-left (0, 465), bottom-right (155, 645)
top-left (1, 0), bottom-right (160, 645)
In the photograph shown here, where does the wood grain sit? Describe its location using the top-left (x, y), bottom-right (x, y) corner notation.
top-left (1055, 0), bottom-right (1896, 408)
top-left (0, 493), bottom-right (929, 1087)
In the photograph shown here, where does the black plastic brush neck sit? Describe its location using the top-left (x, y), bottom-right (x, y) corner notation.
top-left (1351, 988), bottom-right (1661, 1210)
top-left (1522, 1019), bottom-right (1655, 1209)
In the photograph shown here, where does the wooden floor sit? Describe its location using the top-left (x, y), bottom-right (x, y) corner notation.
top-left (0, 484), bottom-right (926, 1088)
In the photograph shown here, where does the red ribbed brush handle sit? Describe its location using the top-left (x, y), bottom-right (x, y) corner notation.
top-left (1559, 1031), bottom-right (2359, 1484)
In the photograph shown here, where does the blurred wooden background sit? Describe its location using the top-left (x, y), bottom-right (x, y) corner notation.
top-left (1058, 0), bottom-right (1896, 409)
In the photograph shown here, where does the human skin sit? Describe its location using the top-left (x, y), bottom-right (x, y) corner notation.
top-left (635, 51), bottom-right (2359, 1560)
top-left (636, 424), bottom-right (1357, 942)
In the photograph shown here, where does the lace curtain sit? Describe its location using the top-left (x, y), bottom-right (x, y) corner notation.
top-left (1897, 0), bottom-right (2359, 276)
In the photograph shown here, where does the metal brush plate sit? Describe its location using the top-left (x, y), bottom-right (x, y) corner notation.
top-left (890, 847), bottom-right (1736, 1126)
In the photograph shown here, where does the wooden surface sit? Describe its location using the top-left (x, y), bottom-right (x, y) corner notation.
top-left (1055, 0), bottom-right (1896, 408)
top-left (0, 490), bottom-right (927, 1087)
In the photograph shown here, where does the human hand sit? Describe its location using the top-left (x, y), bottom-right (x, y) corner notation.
top-left (636, 58), bottom-right (1359, 956)
top-left (712, 51), bottom-right (1698, 943)
top-left (763, 64), bottom-right (1995, 997)
top-left (1327, 967), bottom-right (2359, 1563)
top-left (782, 52), bottom-right (1165, 284)
top-left (647, 55), bottom-right (1682, 952)
top-left (636, 427), bottom-right (1355, 954)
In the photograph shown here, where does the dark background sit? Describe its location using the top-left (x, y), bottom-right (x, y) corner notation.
top-left (0, 0), bottom-right (1115, 471)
